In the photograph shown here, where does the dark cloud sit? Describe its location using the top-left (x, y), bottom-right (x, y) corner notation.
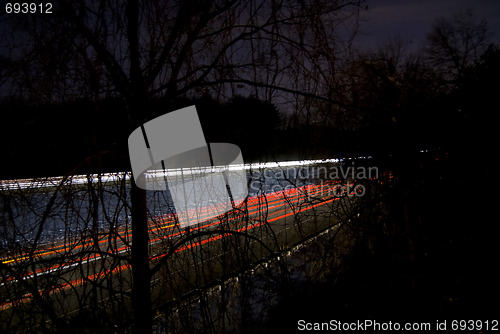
top-left (356, 0), bottom-right (500, 50)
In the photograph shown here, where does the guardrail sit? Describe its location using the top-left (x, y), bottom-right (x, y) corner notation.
top-left (0, 158), bottom-right (348, 190)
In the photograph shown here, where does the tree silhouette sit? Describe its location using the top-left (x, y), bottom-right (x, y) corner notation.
top-left (425, 8), bottom-right (490, 86)
top-left (1, 0), bottom-right (365, 332)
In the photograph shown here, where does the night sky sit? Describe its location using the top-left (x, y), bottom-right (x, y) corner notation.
top-left (1, 1), bottom-right (500, 81)
top-left (357, 0), bottom-right (500, 50)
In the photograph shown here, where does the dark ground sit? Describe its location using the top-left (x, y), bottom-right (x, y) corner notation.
top-left (264, 150), bottom-right (500, 332)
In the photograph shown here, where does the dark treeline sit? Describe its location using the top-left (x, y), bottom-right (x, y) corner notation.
top-left (2, 9), bottom-right (499, 180)
top-left (0, 96), bottom-right (283, 179)
top-left (2, 39), bottom-right (499, 179)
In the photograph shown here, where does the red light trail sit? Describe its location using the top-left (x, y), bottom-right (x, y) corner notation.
top-left (0, 180), bottom-right (354, 311)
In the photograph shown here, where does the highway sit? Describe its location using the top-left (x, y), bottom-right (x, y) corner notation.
top-left (0, 178), bottom-right (361, 328)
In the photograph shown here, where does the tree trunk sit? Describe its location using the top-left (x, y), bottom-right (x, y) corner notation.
top-left (125, 0), bottom-right (153, 330)
top-left (130, 182), bottom-right (152, 333)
